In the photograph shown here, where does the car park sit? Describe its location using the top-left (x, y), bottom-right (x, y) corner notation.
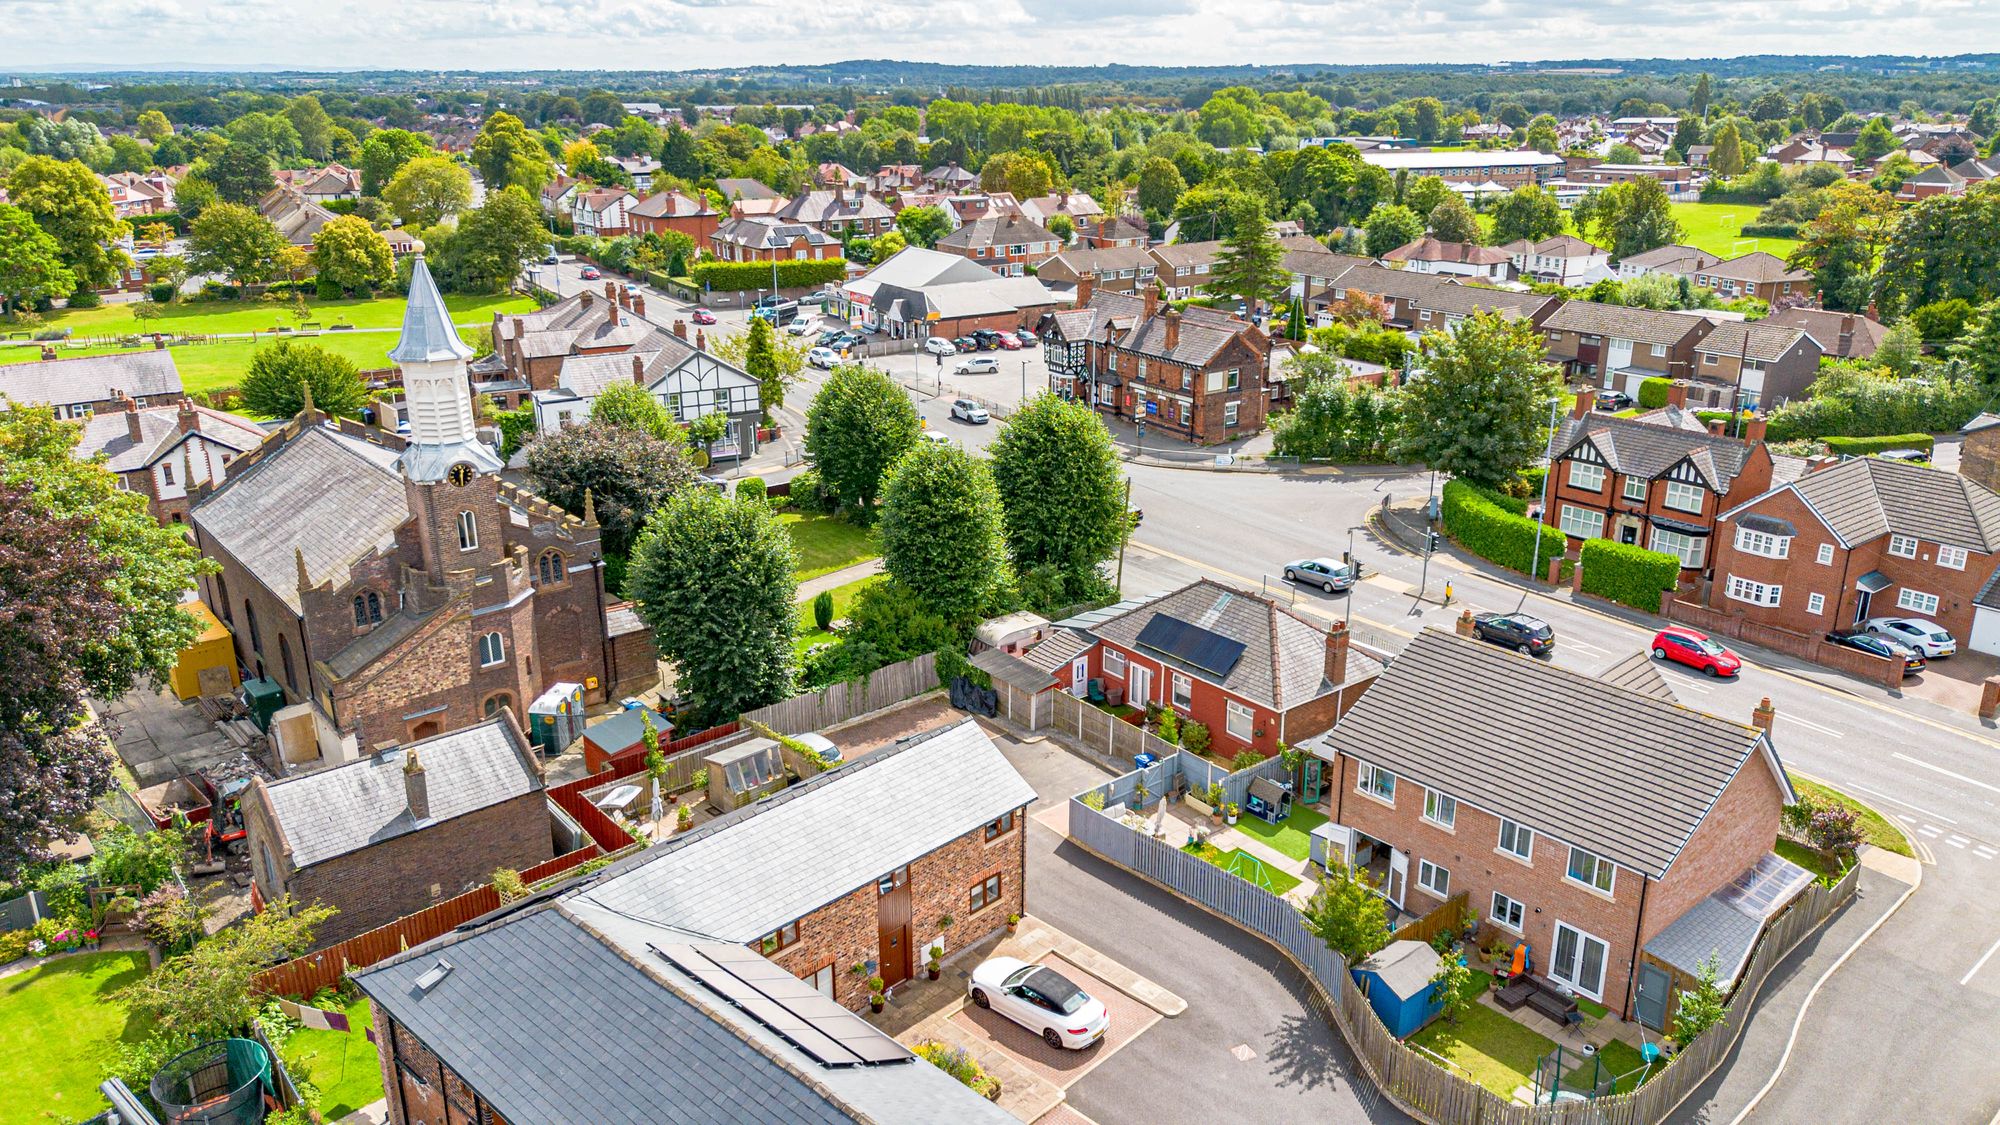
top-left (1594, 390), bottom-right (1634, 411)
top-left (1862, 616), bottom-right (1957, 657)
top-left (1826, 630), bottom-right (1927, 675)
top-left (580, 265), bottom-right (601, 280)
top-left (1015, 328), bottom-right (1039, 346)
top-left (1470, 612), bottom-right (1555, 656)
top-left (785, 318), bottom-right (818, 336)
top-left (924, 336), bottom-right (957, 356)
top-left (1283, 557), bottom-right (1357, 593)
top-left (973, 329), bottom-right (1004, 350)
top-left (968, 957), bottom-right (1109, 1050)
top-left (953, 336), bottom-right (979, 353)
top-left (996, 332), bottom-right (1023, 350)
top-left (692, 307), bottom-right (717, 325)
top-left (1649, 626), bottom-right (1742, 677)
top-left (806, 346), bottom-right (839, 369)
top-left (950, 399), bottom-right (990, 424)
top-left (954, 356), bottom-right (999, 375)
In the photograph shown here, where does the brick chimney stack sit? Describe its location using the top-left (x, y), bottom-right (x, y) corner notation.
top-left (695, 329), bottom-right (707, 351)
top-left (513, 316), bottom-right (525, 339)
top-left (404, 748), bottom-right (430, 821)
top-left (632, 355), bottom-right (646, 385)
top-left (632, 294), bottom-right (646, 318)
top-left (581, 290), bottom-right (594, 309)
top-left (1142, 283), bottom-right (1158, 322)
top-left (1666, 381), bottom-right (1688, 410)
top-left (617, 285), bottom-right (631, 309)
top-left (1571, 389), bottom-right (1593, 420)
top-left (1164, 307), bottom-right (1181, 353)
top-left (176, 398), bottom-right (200, 435)
top-left (603, 280), bottom-right (617, 303)
top-left (1075, 272), bottom-right (1094, 307)
top-left (672, 319), bottom-right (688, 340)
top-left (1744, 413), bottom-right (1767, 444)
top-left (1707, 418), bottom-right (1728, 437)
top-left (1324, 620), bottom-right (1351, 686)
top-left (1751, 697), bottom-right (1776, 733)
top-left (122, 394), bottom-right (144, 443)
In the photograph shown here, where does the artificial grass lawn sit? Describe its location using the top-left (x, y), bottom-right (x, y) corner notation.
top-left (287, 993), bottom-right (382, 1118)
top-left (1666, 202), bottom-right (1802, 261)
top-left (26, 291), bottom-right (533, 339)
top-left (793, 573), bottom-right (885, 655)
top-left (1408, 973), bottom-right (1557, 1099)
top-left (1230, 804), bottom-right (1329, 862)
top-left (1788, 773), bottom-right (1913, 857)
top-left (781, 511), bottom-right (881, 582)
top-left (1216, 848), bottom-right (1302, 895)
top-left (0, 951), bottom-right (154, 1125)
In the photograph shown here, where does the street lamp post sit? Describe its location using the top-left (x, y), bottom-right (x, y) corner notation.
top-left (1528, 394), bottom-right (1562, 584)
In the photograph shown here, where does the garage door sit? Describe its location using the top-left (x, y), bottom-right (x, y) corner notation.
top-left (1970, 606), bottom-right (2000, 657)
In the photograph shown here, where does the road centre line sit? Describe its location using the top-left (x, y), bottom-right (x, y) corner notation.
top-left (1892, 752), bottom-right (2000, 796)
top-left (1777, 713), bottom-right (1846, 738)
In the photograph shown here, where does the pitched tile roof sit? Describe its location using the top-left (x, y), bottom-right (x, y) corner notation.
top-left (1618, 244), bottom-right (1721, 274)
top-left (1306, 628), bottom-right (1780, 879)
top-left (76, 402), bottom-right (265, 473)
top-left (934, 214), bottom-right (1058, 251)
top-left (262, 717), bottom-right (542, 868)
top-left (1743, 456), bottom-right (2000, 552)
top-left (1149, 239), bottom-right (1224, 269)
top-left (627, 188), bottom-right (715, 219)
top-left (1761, 308), bottom-right (1888, 359)
top-left (1041, 244), bottom-right (1157, 276)
top-left (1692, 320), bottom-right (1813, 363)
top-left (1703, 251), bottom-right (1809, 284)
top-left (714, 216), bottom-right (836, 249)
top-left (1553, 410), bottom-right (1762, 488)
top-left (0, 349), bottom-right (182, 409)
top-left (714, 177), bottom-right (780, 201)
top-left (1381, 237), bottom-right (1511, 266)
top-left (1541, 300), bottom-right (1708, 347)
top-left (777, 189), bottom-right (895, 225)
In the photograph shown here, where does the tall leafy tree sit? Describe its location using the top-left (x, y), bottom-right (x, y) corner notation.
top-left (1363, 203), bottom-right (1424, 257)
top-left (1399, 312), bottom-right (1561, 489)
top-left (1401, 175), bottom-right (1454, 219)
top-left (741, 315), bottom-right (785, 418)
top-left (239, 340), bottom-right (369, 419)
top-left (1488, 184), bottom-right (1566, 245)
top-left (1790, 181), bottom-right (1896, 312)
top-left (1947, 300), bottom-right (2000, 385)
top-left (1209, 194), bottom-right (1288, 317)
top-left (804, 365), bottom-right (921, 517)
top-left (1573, 177), bottom-right (1681, 261)
top-left (359, 127), bottom-right (431, 197)
top-left (589, 382), bottom-right (679, 442)
top-left (1300, 863), bottom-right (1391, 964)
top-left (286, 95), bottom-right (336, 162)
top-left (117, 897), bottom-right (334, 1038)
top-left (1426, 195), bottom-right (1480, 244)
top-left (879, 443), bottom-right (1007, 622)
top-left (1690, 73), bottom-right (1714, 117)
top-left (894, 204), bottom-right (950, 249)
top-left (658, 125), bottom-right (703, 181)
top-left (187, 201), bottom-right (287, 285)
top-left (1848, 117), bottom-right (1898, 163)
top-left (437, 187), bottom-right (546, 293)
top-left (134, 109), bottom-right (173, 142)
top-left (7, 156), bottom-right (127, 294)
top-left (225, 112), bottom-right (303, 164)
top-left (471, 111), bottom-right (556, 195)
top-left (988, 392), bottom-right (1126, 590)
top-left (310, 214), bottom-right (393, 293)
top-left (206, 141), bottom-right (277, 205)
top-left (1874, 184), bottom-right (2000, 317)
top-left (383, 155), bottom-right (473, 227)
top-left (1135, 157), bottom-right (1188, 218)
top-left (525, 421), bottom-right (695, 557)
top-left (625, 490), bottom-right (797, 725)
top-left (0, 202), bottom-right (77, 313)
top-left (1707, 122), bottom-right (1748, 177)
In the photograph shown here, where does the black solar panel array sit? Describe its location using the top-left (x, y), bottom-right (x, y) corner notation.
top-left (656, 943), bottom-right (913, 1068)
top-left (1134, 613), bottom-right (1247, 678)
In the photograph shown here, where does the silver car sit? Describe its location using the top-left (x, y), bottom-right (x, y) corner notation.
top-left (1862, 616), bottom-right (1957, 657)
top-left (950, 399), bottom-right (990, 424)
top-left (1284, 557), bottom-right (1357, 593)
top-left (954, 356), bottom-right (999, 375)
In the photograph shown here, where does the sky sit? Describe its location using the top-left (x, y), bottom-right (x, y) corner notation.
top-left (3, 0), bottom-right (1997, 72)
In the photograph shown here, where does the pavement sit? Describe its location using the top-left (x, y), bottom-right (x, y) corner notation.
top-left (95, 685), bottom-right (237, 789)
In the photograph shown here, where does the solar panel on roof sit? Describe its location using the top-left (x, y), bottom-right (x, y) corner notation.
top-left (1134, 614), bottom-right (1247, 678)
top-left (657, 944), bottom-right (913, 1069)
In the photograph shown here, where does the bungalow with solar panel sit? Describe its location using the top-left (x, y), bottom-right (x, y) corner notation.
top-left (1024, 578), bottom-right (1385, 759)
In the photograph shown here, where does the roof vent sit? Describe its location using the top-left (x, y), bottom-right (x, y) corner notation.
top-left (412, 959), bottom-right (454, 994)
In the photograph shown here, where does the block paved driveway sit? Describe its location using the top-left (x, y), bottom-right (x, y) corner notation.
top-left (951, 953), bottom-right (1159, 1088)
top-left (990, 727), bottom-right (1411, 1124)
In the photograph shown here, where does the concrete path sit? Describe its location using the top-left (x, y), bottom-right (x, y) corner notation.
top-left (333, 1099), bottom-right (389, 1125)
top-left (795, 557), bottom-right (885, 603)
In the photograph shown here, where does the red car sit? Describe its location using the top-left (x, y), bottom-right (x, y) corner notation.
top-left (1650, 627), bottom-right (1742, 677)
top-left (996, 332), bottom-right (1023, 350)
top-left (580, 266), bottom-right (601, 280)
top-left (692, 307), bottom-right (717, 325)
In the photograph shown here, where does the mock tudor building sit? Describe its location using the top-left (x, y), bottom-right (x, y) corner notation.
top-left (1045, 283), bottom-right (1272, 443)
top-left (571, 188), bottom-right (636, 238)
top-left (75, 395), bottom-right (266, 523)
top-left (1547, 391), bottom-right (1799, 572)
top-left (189, 259), bottom-right (622, 763)
top-left (775, 186), bottom-right (895, 236)
top-left (1307, 627), bottom-right (1802, 1024)
top-left (0, 347), bottom-right (184, 420)
top-left (1709, 456), bottom-right (2000, 654)
top-left (241, 714), bottom-right (552, 946)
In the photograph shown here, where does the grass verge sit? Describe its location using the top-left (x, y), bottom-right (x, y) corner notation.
top-left (27, 291), bottom-right (533, 338)
top-left (1787, 772), bottom-right (1913, 857)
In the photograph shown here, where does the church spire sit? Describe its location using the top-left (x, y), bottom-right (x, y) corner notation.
top-left (388, 256), bottom-right (473, 365)
top-left (390, 255), bottom-right (500, 482)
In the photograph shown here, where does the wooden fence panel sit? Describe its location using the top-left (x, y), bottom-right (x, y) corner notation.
top-left (742, 653), bottom-right (938, 734)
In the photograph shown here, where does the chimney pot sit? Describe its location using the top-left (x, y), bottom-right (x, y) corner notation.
top-left (1745, 413), bottom-right (1768, 445)
top-left (1324, 620), bottom-right (1351, 685)
top-left (176, 398), bottom-right (200, 435)
top-left (695, 329), bottom-right (707, 351)
top-left (1142, 284), bottom-right (1159, 322)
top-left (632, 355), bottom-right (646, 384)
top-left (581, 290), bottom-right (594, 308)
top-left (404, 747), bottom-right (430, 821)
top-left (1164, 307), bottom-right (1181, 353)
top-left (1707, 418), bottom-right (1728, 437)
top-left (1666, 380), bottom-right (1688, 410)
top-left (673, 319), bottom-right (688, 340)
top-left (1456, 609), bottom-right (1476, 637)
top-left (632, 294), bottom-right (646, 318)
top-left (603, 281), bottom-right (616, 303)
top-left (1751, 697), bottom-right (1776, 733)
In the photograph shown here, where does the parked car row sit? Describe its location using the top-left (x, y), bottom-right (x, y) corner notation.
top-left (948, 329), bottom-right (1038, 353)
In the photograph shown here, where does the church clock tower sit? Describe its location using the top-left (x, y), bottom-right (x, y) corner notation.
top-left (392, 257), bottom-right (506, 575)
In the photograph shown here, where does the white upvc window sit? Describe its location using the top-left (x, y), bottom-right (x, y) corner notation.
top-left (1225, 699), bottom-right (1254, 742)
top-left (1568, 461), bottom-right (1606, 491)
top-left (1418, 860), bottom-right (1450, 897)
top-left (1898, 588), bottom-right (1941, 615)
top-left (1357, 762), bottom-right (1396, 803)
top-left (1889, 535), bottom-right (1919, 559)
top-left (1623, 477), bottom-right (1647, 502)
top-left (1103, 649), bottom-right (1127, 677)
top-left (1498, 819), bottom-right (1533, 861)
top-left (1663, 480), bottom-right (1705, 514)
top-left (1224, 402), bottom-right (1240, 427)
top-left (1817, 543), bottom-right (1835, 565)
top-left (1567, 847), bottom-right (1616, 894)
top-left (1171, 672), bottom-right (1191, 711)
top-left (1423, 790), bottom-right (1457, 829)
top-left (1733, 528), bottom-right (1791, 559)
top-left (1807, 592), bottom-right (1826, 615)
top-left (1725, 575), bottom-right (1783, 607)
top-left (1938, 545), bottom-right (1968, 571)
top-left (1559, 504), bottom-right (1606, 539)
top-left (1650, 527), bottom-right (1705, 568)
top-left (1490, 892), bottom-right (1526, 931)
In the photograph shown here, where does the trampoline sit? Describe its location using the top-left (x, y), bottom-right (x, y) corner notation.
top-left (150, 1038), bottom-right (270, 1125)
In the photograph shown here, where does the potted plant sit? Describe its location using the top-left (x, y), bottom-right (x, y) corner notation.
top-left (1226, 802), bottom-right (1240, 825)
top-left (1131, 779), bottom-right (1150, 811)
top-left (676, 803), bottom-right (694, 832)
top-left (926, 945), bottom-right (944, 981)
top-left (937, 914), bottom-right (953, 932)
top-left (1006, 912), bottom-right (1021, 934)
top-left (1205, 783), bottom-right (1226, 824)
top-left (868, 976), bottom-right (887, 1013)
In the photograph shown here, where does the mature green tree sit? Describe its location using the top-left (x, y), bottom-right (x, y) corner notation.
top-left (1790, 181), bottom-right (1895, 312)
top-left (1363, 203), bottom-right (1424, 257)
top-left (7, 156), bottom-right (127, 294)
top-left (1873, 321), bottom-right (1924, 377)
top-left (239, 340), bottom-right (369, 419)
top-left (187, 202), bottom-right (287, 285)
top-left (21, 117), bottom-right (108, 163)
top-left (472, 111), bottom-right (556, 195)
top-left (359, 127), bottom-right (431, 196)
top-left (1849, 117), bottom-right (1898, 163)
top-left (437, 187), bottom-right (545, 292)
top-left (1524, 121), bottom-right (1560, 153)
top-left (1573, 177), bottom-right (1681, 261)
top-left (1047, 212), bottom-right (1076, 243)
top-left (589, 382), bottom-right (679, 442)
top-left (879, 443), bottom-right (1007, 621)
top-left (1300, 863), bottom-right (1391, 965)
top-left (311, 214), bottom-right (393, 293)
top-left (709, 322), bottom-right (804, 422)
top-left (383, 155), bottom-right (474, 228)
top-left (741, 315), bottom-right (785, 417)
top-left (171, 174), bottom-right (217, 220)
top-left (286, 95), bottom-right (336, 162)
top-left (1270, 356), bottom-right (1403, 461)
top-left (1605, 142), bottom-right (1645, 166)
top-left (1909, 298), bottom-right (1977, 346)
top-left (1668, 115), bottom-right (1704, 163)
top-left (117, 896), bottom-right (334, 1038)
top-left (1690, 73), bottom-right (1714, 117)
top-left (1948, 300), bottom-right (2000, 385)
top-left (980, 150), bottom-right (1059, 200)
top-left (1488, 184), bottom-right (1566, 245)
top-left (1708, 122), bottom-right (1748, 177)
top-left (1426, 195), bottom-right (1480, 244)
top-left (1868, 152), bottom-right (1920, 196)
top-left (0, 203), bottom-right (77, 313)
top-left (894, 204), bottom-right (951, 249)
top-left (524, 421), bottom-right (695, 557)
top-left (989, 391), bottom-right (1128, 589)
top-left (1399, 312), bottom-right (1562, 489)
top-left (1404, 97), bottom-right (1446, 145)
top-left (1401, 174), bottom-right (1453, 220)
top-left (804, 365), bottom-right (921, 517)
top-left (226, 112), bottom-right (303, 164)
top-left (1171, 184), bottom-right (1250, 241)
top-left (134, 109), bottom-right (173, 142)
top-left (658, 124), bottom-right (703, 180)
top-left (99, 136), bottom-right (153, 176)
top-left (626, 490), bottom-right (797, 725)
top-left (1135, 156), bottom-right (1188, 218)
top-left (1210, 194), bottom-right (1288, 317)
top-left (1874, 185), bottom-right (2000, 317)
top-left (206, 141), bottom-right (277, 205)
top-left (1670, 956), bottom-right (1727, 1049)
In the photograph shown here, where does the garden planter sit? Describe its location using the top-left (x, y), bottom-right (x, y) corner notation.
top-left (870, 999), bottom-right (885, 1014)
top-left (985, 1080), bottom-right (1002, 1102)
top-left (927, 967), bottom-right (941, 981)
top-left (1227, 813), bottom-right (1239, 825)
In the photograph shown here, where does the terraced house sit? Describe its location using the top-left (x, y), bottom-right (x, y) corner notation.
top-left (1044, 284), bottom-right (1270, 443)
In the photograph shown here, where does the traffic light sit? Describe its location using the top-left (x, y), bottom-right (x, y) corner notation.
top-left (1426, 531), bottom-right (1441, 555)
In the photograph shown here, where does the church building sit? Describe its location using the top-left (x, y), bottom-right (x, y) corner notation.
top-left (189, 259), bottom-right (635, 765)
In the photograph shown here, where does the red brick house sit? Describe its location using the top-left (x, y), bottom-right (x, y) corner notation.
top-left (775, 186), bottom-right (896, 236)
top-left (1324, 263), bottom-right (1558, 336)
top-left (709, 216), bottom-right (841, 262)
top-left (1539, 300), bottom-right (1710, 395)
top-left (75, 396), bottom-right (265, 524)
top-left (934, 214), bottom-right (1061, 277)
top-left (1044, 283), bottom-right (1273, 443)
top-left (1032, 244), bottom-right (1158, 297)
top-left (1308, 627), bottom-right (1803, 1026)
top-left (1709, 456), bottom-right (2000, 654)
top-left (1026, 579), bottom-right (1381, 757)
top-left (1688, 320), bottom-right (1823, 411)
top-left (241, 714), bottom-right (552, 947)
top-left (624, 188), bottom-right (718, 243)
top-left (1545, 390), bottom-right (1797, 573)
top-left (1692, 252), bottom-right (1813, 306)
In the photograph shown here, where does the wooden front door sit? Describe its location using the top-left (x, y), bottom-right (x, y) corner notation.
top-left (876, 866), bottom-right (912, 989)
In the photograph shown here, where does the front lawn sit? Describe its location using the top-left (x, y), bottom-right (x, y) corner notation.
top-left (1775, 838), bottom-right (1850, 888)
top-left (793, 573), bottom-right (885, 655)
top-left (1788, 773), bottom-right (1912, 857)
top-left (1231, 804), bottom-right (1328, 862)
top-left (286, 993), bottom-right (382, 1118)
top-left (781, 511), bottom-right (881, 582)
top-left (29, 291), bottom-right (533, 339)
top-left (1408, 974), bottom-right (1556, 1100)
top-left (0, 951), bottom-right (154, 1125)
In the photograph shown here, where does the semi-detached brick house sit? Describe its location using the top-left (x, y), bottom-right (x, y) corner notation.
top-left (1708, 456), bottom-right (2000, 654)
top-left (1687, 319), bottom-right (1823, 412)
top-left (1539, 299), bottom-right (1711, 396)
top-left (1545, 391), bottom-right (1800, 574)
top-left (1149, 239), bottom-right (1223, 299)
top-left (0, 347), bottom-right (184, 421)
top-left (1692, 251), bottom-right (1813, 306)
top-left (776, 185), bottom-right (897, 236)
top-left (74, 396), bottom-right (265, 525)
top-left (1326, 263), bottom-right (1558, 337)
top-left (1307, 628), bottom-right (1804, 1027)
top-left (1023, 579), bottom-right (1382, 759)
top-left (709, 216), bottom-right (841, 263)
top-left (1033, 244), bottom-right (1158, 297)
top-left (1044, 284), bottom-right (1271, 443)
top-left (241, 714), bottom-right (552, 947)
top-left (933, 213), bottom-right (1061, 277)
top-left (623, 187), bottom-right (719, 243)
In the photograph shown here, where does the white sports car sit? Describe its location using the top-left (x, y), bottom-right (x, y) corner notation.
top-left (968, 957), bottom-right (1109, 1049)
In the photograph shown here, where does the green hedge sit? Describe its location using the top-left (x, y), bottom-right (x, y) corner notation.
top-left (1440, 480), bottom-right (1563, 578)
top-left (1638, 378), bottom-right (1672, 410)
top-left (1823, 433), bottom-right (1935, 457)
top-left (1578, 539), bottom-right (1680, 614)
top-left (690, 258), bottom-right (848, 292)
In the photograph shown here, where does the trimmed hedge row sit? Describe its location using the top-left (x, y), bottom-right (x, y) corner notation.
top-left (1638, 377), bottom-right (1672, 410)
top-left (690, 259), bottom-right (848, 292)
top-left (1440, 480), bottom-right (1563, 578)
top-left (1579, 539), bottom-right (1681, 614)
top-left (1823, 433), bottom-right (1934, 457)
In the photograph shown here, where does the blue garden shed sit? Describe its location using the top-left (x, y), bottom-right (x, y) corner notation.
top-left (1352, 940), bottom-right (1445, 1038)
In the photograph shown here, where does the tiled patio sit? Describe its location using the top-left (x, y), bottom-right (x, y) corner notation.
top-left (1473, 973), bottom-right (1651, 1053)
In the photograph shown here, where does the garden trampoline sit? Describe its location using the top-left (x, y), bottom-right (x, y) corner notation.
top-left (150, 1037), bottom-right (271, 1125)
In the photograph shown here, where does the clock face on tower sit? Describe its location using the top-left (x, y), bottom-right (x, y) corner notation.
top-left (448, 462), bottom-right (475, 487)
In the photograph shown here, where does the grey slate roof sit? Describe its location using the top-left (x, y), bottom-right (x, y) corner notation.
top-left (935, 214), bottom-right (1058, 251)
top-left (1618, 244), bottom-right (1720, 275)
top-left (577, 719), bottom-right (1034, 942)
top-left (262, 717), bottom-right (542, 868)
top-left (76, 403), bottom-right (264, 472)
top-left (1703, 251), bottom-right (1809, 284)
top-left (1693, 320), bottom-right (1812, 364)
top-left (387, 257), bottom-right (475, 364)
top-left (1306, 628), bottom-right (1779, 879)
top-left (1763, 308), bottom-right (1888, 359)
top-left (191, 426), bottom-right (410, 614)
top-left (1542, 300), bottom-right (1706, 347)
top-left (1552, 411), bottom-right (1760, 490)
top-left (1748, 456), bottom-right (2000, 552)
top-left (1021, 625), bottom-right (1094, 673)
top-left (970, 646), bottom-right (1059, 692)
top-left (0, 349), bottom-right (182, 409)
top-left (715, 177), bottom-right (780, 201)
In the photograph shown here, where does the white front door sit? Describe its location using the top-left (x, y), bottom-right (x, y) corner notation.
top-left (1130, 665), bottom-right (1153, 707)
top-left (1550, 922), bottom-right (1610, 1000)
top-left (1387, 849), bottom-right (1408, 910)
top-left (1071, 658), bottom-right (1089, 697)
